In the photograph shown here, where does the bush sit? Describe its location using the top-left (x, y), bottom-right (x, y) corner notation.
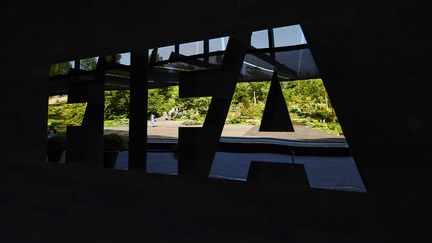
top-left (181, 120), bottom-right (203, 126)
top-left (226, 116), bottom-right (242, 124)
top-left (48, 103), bottom-right (86, 128)
top-left (239, 103), bottom-right (264, 120)
top-left (289, 107), bottom-right (302, 115)
top-left (245, 119), bottom-right (260, 125)
top-left (309, 110), bottom-right (334, 122)
top-left (103, 133), bottom-right (128, 151)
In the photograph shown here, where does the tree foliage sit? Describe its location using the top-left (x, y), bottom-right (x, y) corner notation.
top-left (47, 58), bottom-right (342, 135)
top-left (48, 103), bottom-right (86, 130)
top-left (105, 90), bottom-right (130, 120)
top-left (80, 57), bottom-right (98, 70)
top-left (50, 62), bottom-right (72, 76)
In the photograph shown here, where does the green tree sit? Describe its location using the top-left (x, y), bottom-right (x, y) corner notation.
top-left (282, 79), bottom-right (340, 133)
top-left (80, 57), bottom-right (97, 70)
top-left (48, 103), bottom-right (86, 130)
top-left (148, 86), bottom-right (178, 117)
top-left (50, 62), bottom-right (72, 76)
top-left (233, 82), bottom-right (270, 106)
top-left (233, 83), bottom-right (251, 104)
top-left (104, 90), bottom-right (130, 120)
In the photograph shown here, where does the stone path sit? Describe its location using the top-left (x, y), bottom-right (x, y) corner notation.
top-left (105, 119), bottom-right (346, 143)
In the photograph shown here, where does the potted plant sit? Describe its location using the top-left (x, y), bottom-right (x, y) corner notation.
top-left (103, 133), bottom-right (127, 168)
top-left (47, 135), bottom-right (66, 163)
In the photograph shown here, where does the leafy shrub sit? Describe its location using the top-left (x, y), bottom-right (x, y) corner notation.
top-left (239, 103), bottom-right (264, 120)
top-left (226, 116), bottom-right (242, 124)
top-left (181, 120), bottom-right (203, 126)
top-left (103, 133), bottom-right (128, 151)
top-left (290, 107), bottom-right (302, 115)
top-left (188, 113), bottom-right (202, 121)
top-left (308, 110), bottom-right (334, 122)
top-left (245, 119), bottom-right (260, 125)
top-left (48, 103), bottom-right (86, 129)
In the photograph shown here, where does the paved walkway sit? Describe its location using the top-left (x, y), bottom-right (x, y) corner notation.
top-left (105, 119), bottom-right (346, 143)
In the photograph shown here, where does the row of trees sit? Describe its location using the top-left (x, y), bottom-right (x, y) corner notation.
top-left (49, 55), bottom-right (120, 77)
top-left (50, 80), bottom-right (341, 134)
top-left (48, 57), bottom-right (342, 134)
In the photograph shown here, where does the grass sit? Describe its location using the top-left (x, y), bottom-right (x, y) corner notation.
top-left (104, 119), bottom-right (129, 127)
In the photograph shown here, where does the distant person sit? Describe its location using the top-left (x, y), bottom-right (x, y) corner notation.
top-left (150, 113), bottom-right (155, 127)
top-left (168, 108), bottom-right (175, 120)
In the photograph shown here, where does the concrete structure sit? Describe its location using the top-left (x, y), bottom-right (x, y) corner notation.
top-left (2, 1), bottom-right (431, 242)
